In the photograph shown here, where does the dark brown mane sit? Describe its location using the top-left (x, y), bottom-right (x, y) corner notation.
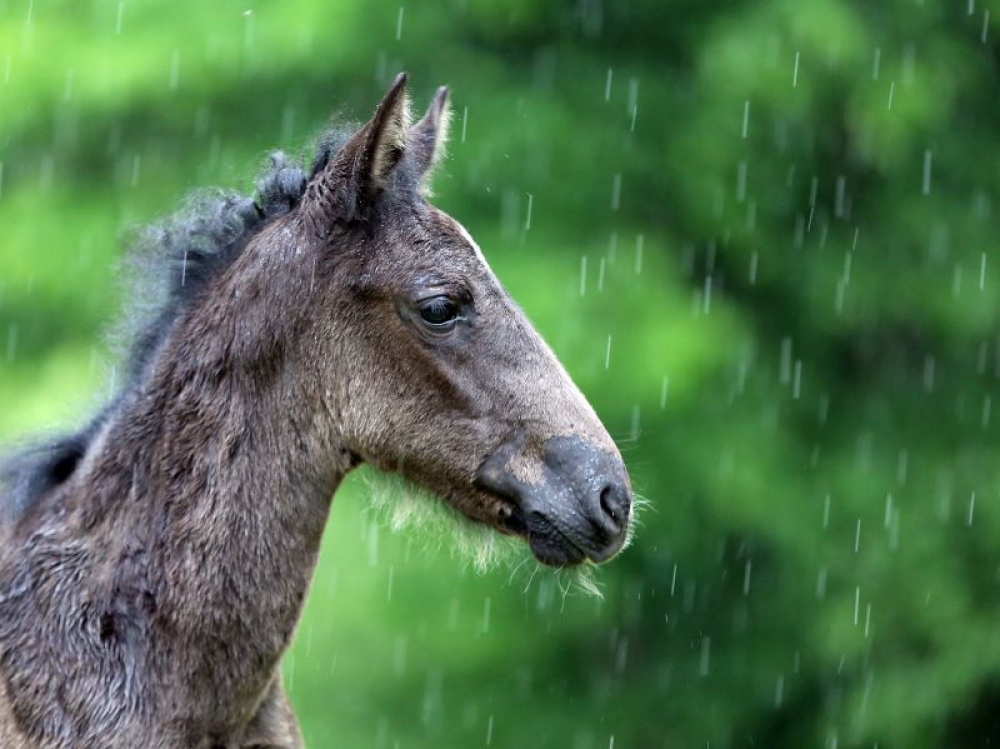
top-left (0, 129), bottom-right (370, 524)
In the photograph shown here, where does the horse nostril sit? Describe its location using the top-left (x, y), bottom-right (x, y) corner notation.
top-left (600, 484), bottom-right (617, 522)
top-left (597, 480), bottom-right (630, 534)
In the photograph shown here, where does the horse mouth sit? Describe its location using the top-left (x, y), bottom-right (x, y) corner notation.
top-left (489, 493), bottom-right (598, 568)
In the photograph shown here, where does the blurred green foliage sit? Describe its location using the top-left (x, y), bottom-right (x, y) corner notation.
top-left (3, 0), bottom-right (1000, 746)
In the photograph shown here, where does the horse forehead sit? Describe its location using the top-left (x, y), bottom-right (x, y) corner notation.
top-left (424, 207), bottom-right (501, 285)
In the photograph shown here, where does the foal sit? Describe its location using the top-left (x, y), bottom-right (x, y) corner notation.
top-left (0, 74), bottom-right (632, 748)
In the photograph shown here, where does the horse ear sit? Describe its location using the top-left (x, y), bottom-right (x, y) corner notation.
top-left (409, 86), bottom-right (451, 190)
top-left (301, 72), bottom-right (411, 230)
top-left (358, 72), bottom-right (412, 191)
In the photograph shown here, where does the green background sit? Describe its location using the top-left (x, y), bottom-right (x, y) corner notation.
top-left (3, 0), bottom-right (1000, 746)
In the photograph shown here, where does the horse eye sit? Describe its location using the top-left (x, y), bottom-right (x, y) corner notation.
top-left (418, 296), bottom-right (460, 327)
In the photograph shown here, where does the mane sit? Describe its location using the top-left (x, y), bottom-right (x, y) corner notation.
top-left (0, 124), bottom-right (355, 524)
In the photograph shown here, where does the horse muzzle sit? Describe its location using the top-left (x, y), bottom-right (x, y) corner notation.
top-left (475, 430), bottom-right (632, 567)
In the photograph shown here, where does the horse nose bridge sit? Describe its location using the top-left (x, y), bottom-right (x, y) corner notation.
top-left (514, 365), bottom-right (616, 453)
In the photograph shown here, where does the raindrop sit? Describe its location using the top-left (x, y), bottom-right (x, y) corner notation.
top-left (629, 405), bottom-right (640, 441)
top-left (741, 100), bottom-right (750, 138)
top-left (922, 149), bottom-right (933, 195)
top-left (670, 563), bottom-right (677, 595)
top-left (243, 10), bottom-right (255, 50)
top-left (5, 324), bottom-right (17, 362)
top-left (115, 0), bottom-right (125, 34)
top-left (524, 193), bottom-right (533, 231)
top-left (774, 675), bottom-right (785, 706)
top-left (395, 6), bottom-right (404, 40)
top-left (816, 566), bottom-right (827, 599)
top-left (659, 376), bottom-right (669, 409)
top-left (461, 106), bottom-right (469, 143)
top-left (580, 255), bottom-right (588, 296)
top-left (983, 10), bottom-right (991, 43)
top-left (742, 560), bottom-right (752, 596)
top-left (923, 356), bottom-right (935, 392)
top-left (169, 50), bottom-right (181, 90)
top-left (748, 251), bottom-right (758, 283)
top-left (834, 175), bottom-right (846, 218)
top-left (792, 360), bottom-right (802, 400)
top-left (735, 160), bottom-right (747, 202)
top-left (887, 81), bottom-right (895, 109)
top-left (779, 337), bottom-right (792, 384)
top-left (604, 68), bottom-right (613, 101)
top-left (486, 714), bottom-right (494, 746)
top-left (610, 173), bottom-right (622, 211)
top-left (792, 51), bottom-right (800, 87)
top-left (482, 597), bottom-right (491, 633)
top-left (968, 492), bottom-right (976, 526)
top-left (605, 334), bottom-right (612, 370)
top-left (854, 586), bottom-right (860, 625)
top-left (794, 215), bottom-right (805, 248)
top-left (819, 394), bottom-right (830, 425)
top-left (634, 234), bottom-right (644, 273)
top-left (884, 493), bottom-right (893, 528)
top-left (699, 636), bottom-right (711, 676)
top-left (980, 252), bottom-right (986, 290)
top-left (872, 47), bottom-right (881, 80)
top-left (627, 77), bottom-right (639, 113)
top-left (854, 519), bottom-right (862, 553)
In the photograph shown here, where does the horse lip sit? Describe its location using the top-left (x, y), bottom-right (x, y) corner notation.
top-left (474, 469), bottom-right (622, 565)
top-left (536, 511), bottom-right (625, 565)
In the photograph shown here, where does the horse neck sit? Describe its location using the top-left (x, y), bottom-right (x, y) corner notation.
top-left (82, 292), bottom-right (350, 703)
